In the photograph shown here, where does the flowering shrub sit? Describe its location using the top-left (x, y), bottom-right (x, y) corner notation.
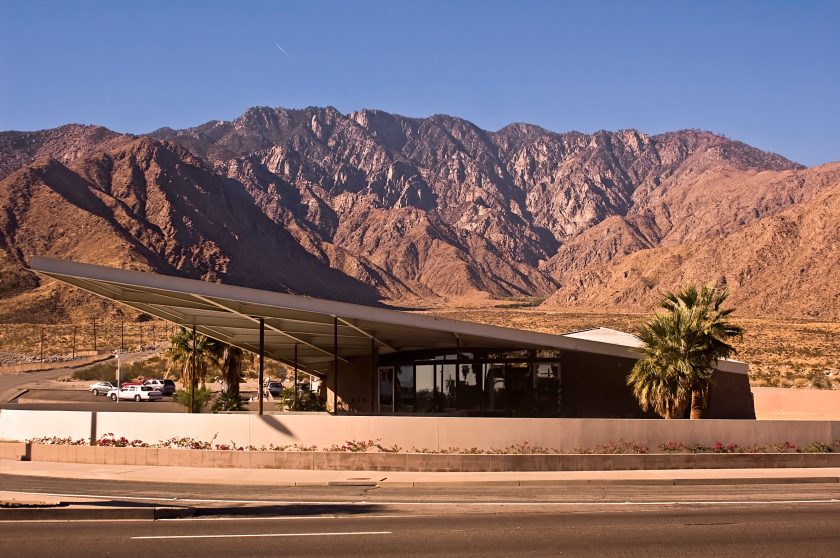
top-left (13, 436), bottom-right (840, 455)
top-left (26, 436), bottom-right (87, 446)
top-left (770, 441), bottom-right (797, 453)
top-left (711, 441), bottom-right (740, 454)
top-left (658, 441), bottom-right (706, 454)
top-left (576, 440), bottom-right (649, 455)
top-left (803, 441), bottom-right (834, 453)
top-left (97, 433), bottom-right (148, 448)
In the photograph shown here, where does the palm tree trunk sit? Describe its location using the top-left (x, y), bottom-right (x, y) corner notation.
top-left (690, 389), bottom-right (705, 419)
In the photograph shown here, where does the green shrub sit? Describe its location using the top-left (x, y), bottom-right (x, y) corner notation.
top-left (803, 441), bottom-right (833, 453)
top-left (210, 392), bottom-right (245, 413)
top-left (173, 387), bottom-right (213, 413)
top-left (71, 362), bottom-right (117, 382)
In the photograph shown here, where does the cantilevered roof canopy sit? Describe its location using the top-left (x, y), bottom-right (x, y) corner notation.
top-left (29, 257), bottom-right (747, 375)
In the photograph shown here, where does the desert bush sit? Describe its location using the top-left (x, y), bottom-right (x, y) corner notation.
top-left (71, 362), bottom-right (117, 381)
top-left (210, 392), bottom-right (245, 413)
top-left (803, 441), bottom-right (833, 453)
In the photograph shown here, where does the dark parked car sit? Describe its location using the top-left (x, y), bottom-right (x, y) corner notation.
top-left (265, 381), bottom-right (283, 397)
top-left (161, 379), bottom-right (176, 396)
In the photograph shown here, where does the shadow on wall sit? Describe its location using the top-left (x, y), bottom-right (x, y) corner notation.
top-left (256, 414), bottom-right (295, 438)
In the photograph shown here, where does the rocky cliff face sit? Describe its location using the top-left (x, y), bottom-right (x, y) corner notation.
top-left (1, 106), bottom-right (836, 321)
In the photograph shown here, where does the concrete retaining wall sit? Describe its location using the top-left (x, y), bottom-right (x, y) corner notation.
top-left (4, 442), bottom-right (840, 472)
top-left (1, 409), bottom-right (838, 451)
top-left (0, 352), bottom-right (109, 375)
top-left (753, 387), bottom-right (840, 420)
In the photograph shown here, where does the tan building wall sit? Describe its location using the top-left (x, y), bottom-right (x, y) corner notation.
top-left (323, 355), bottom-right (376, 413)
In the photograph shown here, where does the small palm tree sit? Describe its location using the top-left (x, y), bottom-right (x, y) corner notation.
top-left (628, 285), bottom-right (743, 419)
top-left (164, 327), bottom-right (219, 413)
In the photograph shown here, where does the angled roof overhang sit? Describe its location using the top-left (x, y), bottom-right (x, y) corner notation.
top-left (28, 257), bottom-right (747, 376)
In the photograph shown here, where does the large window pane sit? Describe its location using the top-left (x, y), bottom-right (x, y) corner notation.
top-left (456, 362), bottom-right (482, 413)
top-left (437, 364), bottom-right (457, 412)
top-left (415, 364), bottom-right (435, 413)
top-left (484, 363), bottom-right (506, 415)
top-left (378, 367), bottom-right (394, 414)
top-left (396, 365), bottom-right (415, 413)
top-left (534, 362), bottom-right (561, 417)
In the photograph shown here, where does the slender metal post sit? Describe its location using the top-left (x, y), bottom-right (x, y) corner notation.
top-left (371, 337), bottom-right (376, 413)
top-left (93, 318), bottom-right (97, 352)
top-left (333, 316), bottom-right (338, 414)
top-left (258, 318), bottom-right (265, 416)
top-left (72, 326), bottom-right (76, 359)
top-left (120, 318), bottom-right (125, 352)
top-left (191, 324), bottom-right (196, 413)
top-left (116, 351), bottom-right (121, 405)
top-left (40, 328), bottom-right (44, 362)
top-left (293, 344), bottom-right (298, 411)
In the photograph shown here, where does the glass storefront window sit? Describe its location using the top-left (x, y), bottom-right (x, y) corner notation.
top-left (437, 364), bottom-right (457, 412)
top-left (415, 364), bottom-right (435, 412)
top-left (378, 349), bottom-right (564, 417)
top-left (484, 363), bottom-right (506, 415)
top-left (534, 362), bottom-right (561, 417)
top-left (378, 367), bottom-right (394, 414)
top-left (456, 362), bottom-right (482, 413)
top-left (396, 365), bottom-right (415, 412)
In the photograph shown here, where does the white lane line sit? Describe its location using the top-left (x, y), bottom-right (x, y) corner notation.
top-left (160, 520), bottom-right (417, 521)
top-left (131, 531), bottom-right (391, 540)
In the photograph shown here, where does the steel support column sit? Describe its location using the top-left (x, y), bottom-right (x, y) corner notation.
top-left (333, 316), bottom-right (338, 414)
top-left (293, 343), bottom-right (299, 411)
top-left (259, 317), bottom-right (265, 416)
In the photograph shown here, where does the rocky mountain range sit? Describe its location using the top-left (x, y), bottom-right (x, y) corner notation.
top-left (1, 106), bottom-right (838, 322)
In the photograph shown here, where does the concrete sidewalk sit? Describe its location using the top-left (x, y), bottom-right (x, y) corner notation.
top-left (3, 459), bottom-right (840, 488)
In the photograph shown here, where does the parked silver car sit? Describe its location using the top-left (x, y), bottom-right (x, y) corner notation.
top-left (89, 381), bottom-right (116, 396)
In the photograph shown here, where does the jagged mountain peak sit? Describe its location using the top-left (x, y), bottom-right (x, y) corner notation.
top-left (1, 107), bottom-right (834, 321)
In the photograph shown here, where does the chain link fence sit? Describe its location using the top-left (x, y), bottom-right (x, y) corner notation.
top-left (0, 319), bottom-right (175, 364)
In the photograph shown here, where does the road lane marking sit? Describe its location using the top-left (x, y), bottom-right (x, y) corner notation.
top-left (131, 531), bottom-right (391, 540)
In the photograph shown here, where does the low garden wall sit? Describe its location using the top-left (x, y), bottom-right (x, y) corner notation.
top-left (1, 441), bottom-right (839, 472)
top-left (2, 409), bottom-right (839, 452)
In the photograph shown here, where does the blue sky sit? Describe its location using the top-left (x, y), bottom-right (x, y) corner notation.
top-left (1, 0), bottom-right (838, 166)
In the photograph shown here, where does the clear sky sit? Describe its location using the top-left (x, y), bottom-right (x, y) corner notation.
top-left (1, 0), bottom-right (838, 166)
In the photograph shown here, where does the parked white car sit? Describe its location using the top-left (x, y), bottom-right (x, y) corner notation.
top-left (89, 381), bottom-right (116, 396)
top-left (107, 385), bottom-right (162, 402)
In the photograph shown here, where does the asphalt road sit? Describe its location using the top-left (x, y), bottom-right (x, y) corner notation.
top-left (2, 505), bottom-right (839, 557)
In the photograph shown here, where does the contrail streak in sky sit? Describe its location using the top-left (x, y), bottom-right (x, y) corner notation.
top-left (275, 43), bottom-right (291, 59)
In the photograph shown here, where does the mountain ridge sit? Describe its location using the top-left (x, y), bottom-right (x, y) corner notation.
top-left (1, 106), bottom-right (836, 322)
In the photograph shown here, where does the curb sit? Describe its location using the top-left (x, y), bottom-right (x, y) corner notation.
top-left (0, 505), bottom-right (196, 521)
top-left (381, 476), bottom-right (840, 488)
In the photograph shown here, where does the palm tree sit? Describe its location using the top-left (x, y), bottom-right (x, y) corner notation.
top-left (218, 345), bottom-right (243, 398)
top-left (164, 327), bottom-right (218, 412)
top-left (628, 285), bottom-right (743, 419)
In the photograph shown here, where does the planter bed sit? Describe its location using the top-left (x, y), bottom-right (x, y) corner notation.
top-left (3, 441), bottom-right (840, 472)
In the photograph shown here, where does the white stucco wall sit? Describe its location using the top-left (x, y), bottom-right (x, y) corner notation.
top-left (2, 409), bottom-right (838, 451)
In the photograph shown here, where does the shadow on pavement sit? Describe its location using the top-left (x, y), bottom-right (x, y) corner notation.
top-left (192, 503), bottom-right (385, 517)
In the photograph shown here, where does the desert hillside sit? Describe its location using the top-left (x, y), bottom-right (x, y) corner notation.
top-left (0, 106), bottom-right (838, 322)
